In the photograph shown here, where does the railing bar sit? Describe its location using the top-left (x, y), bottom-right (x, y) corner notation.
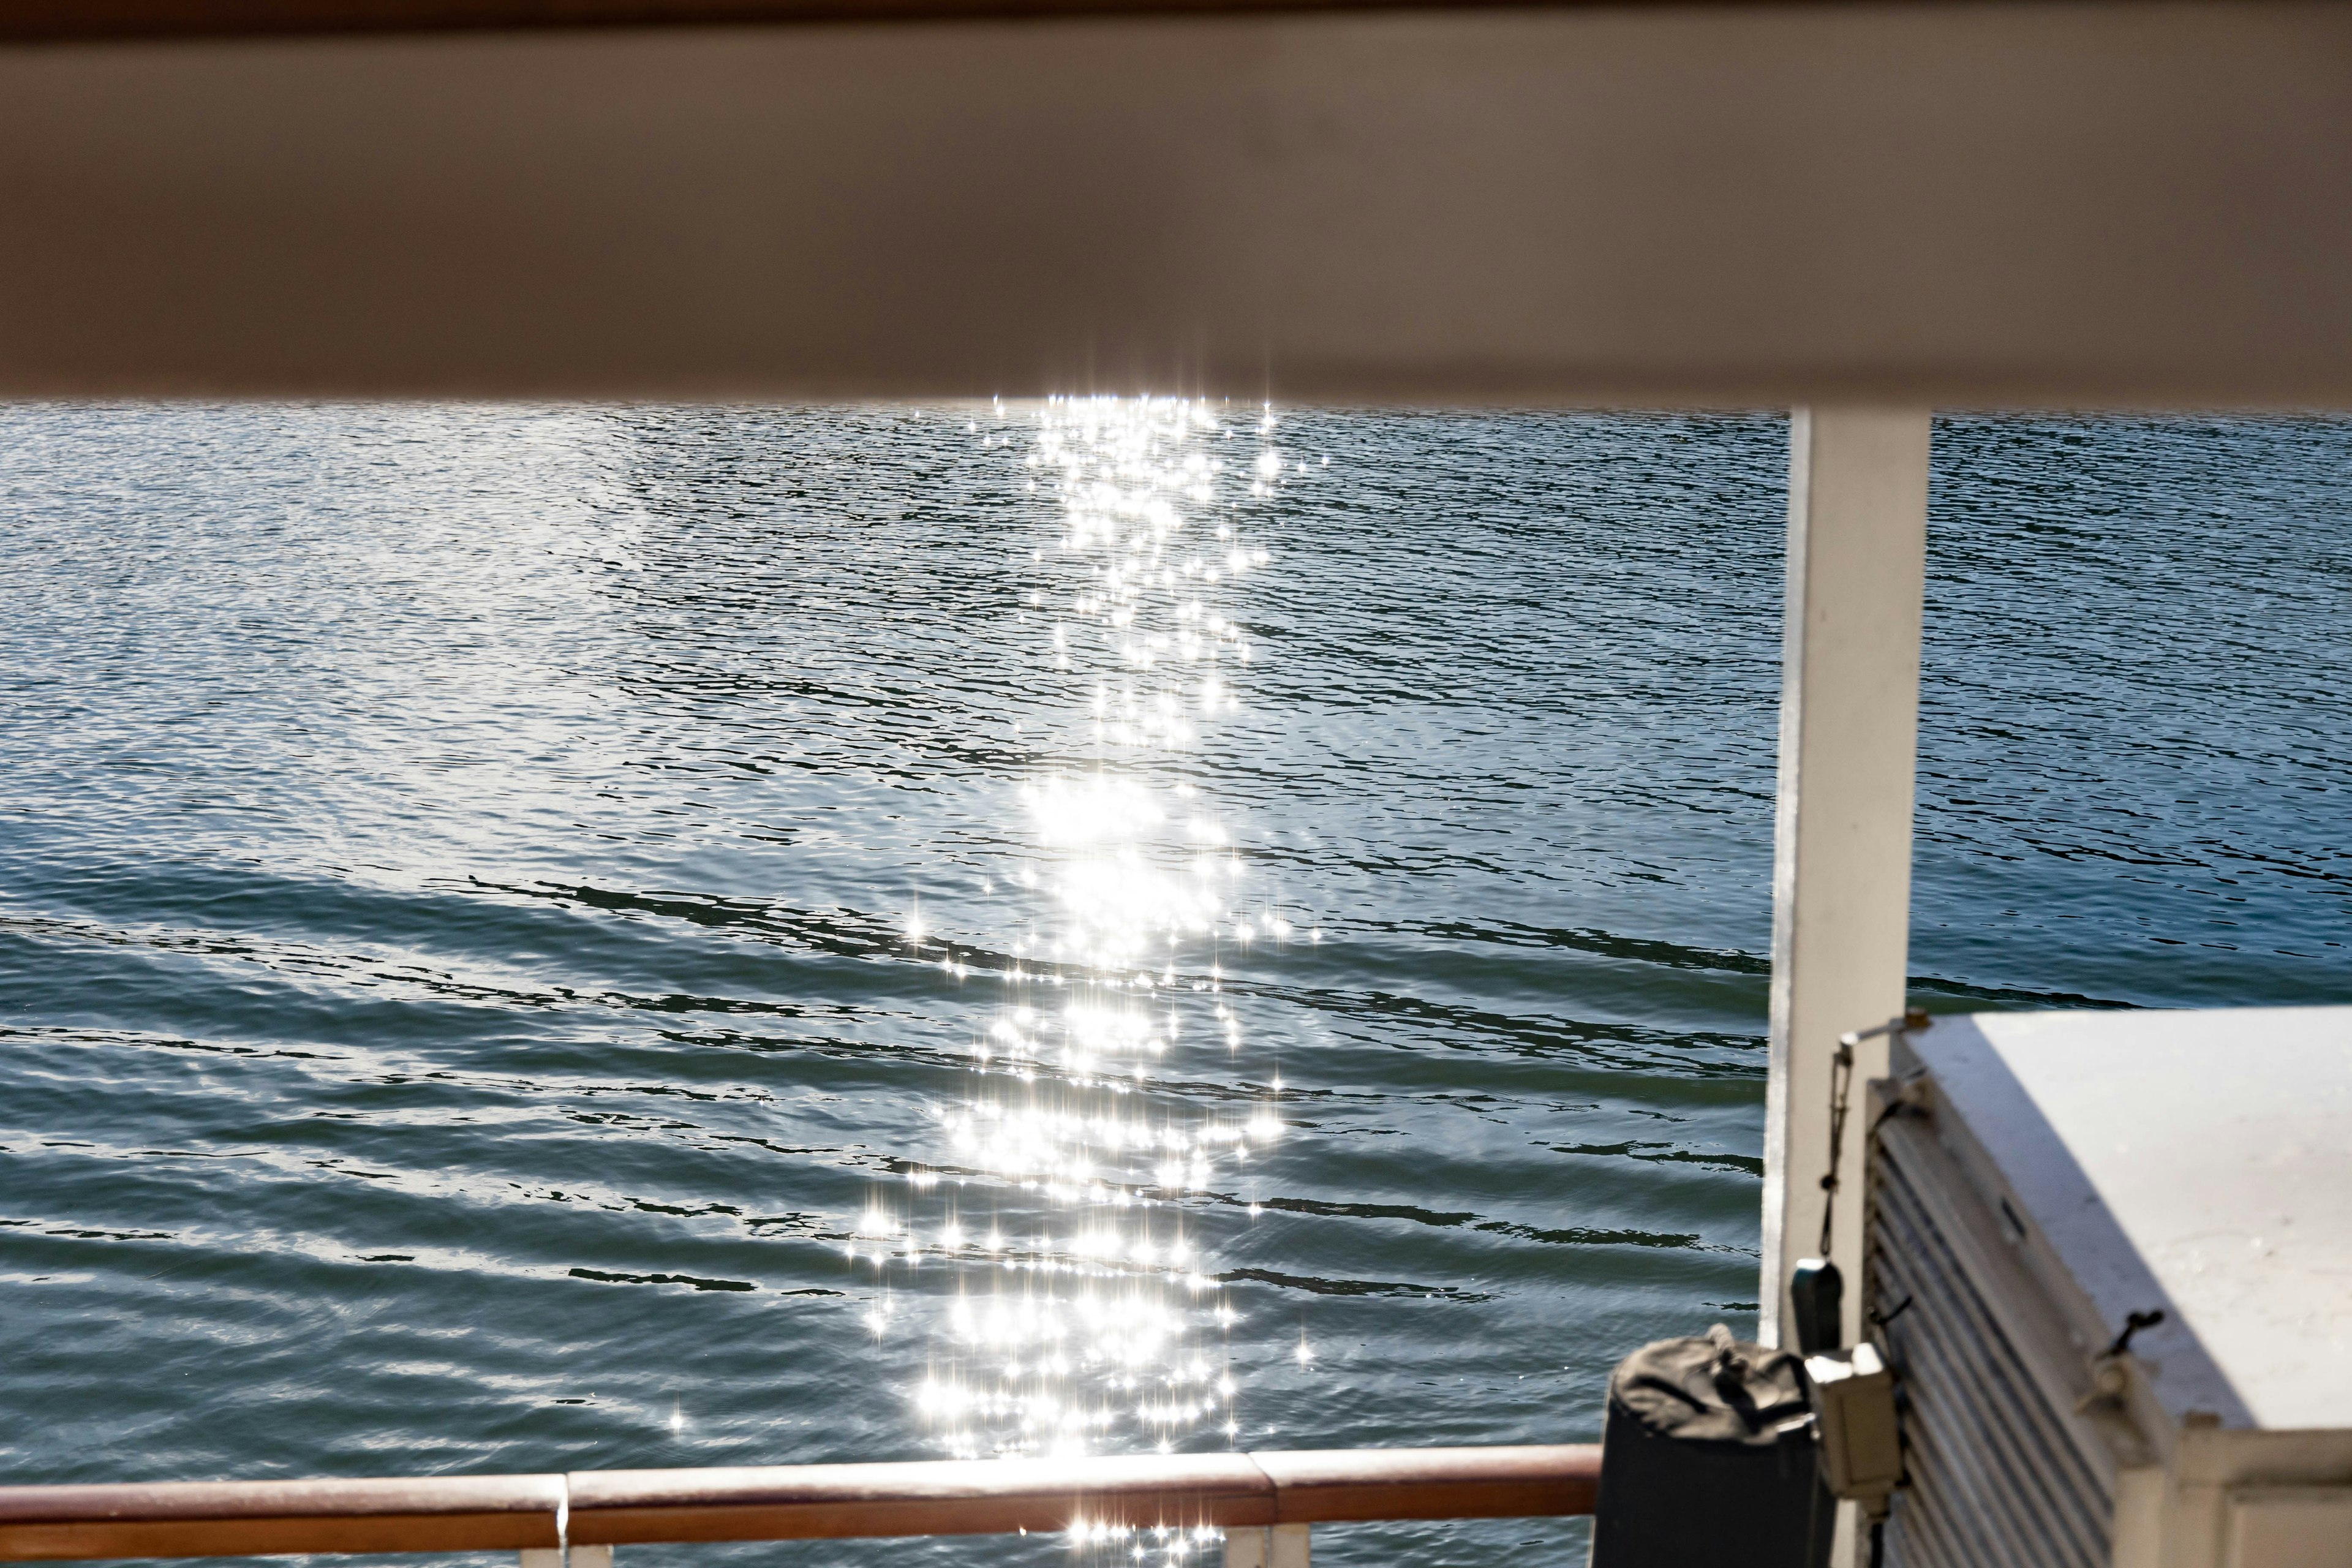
top-left (0, 1446), bottom-right (1601, 1562)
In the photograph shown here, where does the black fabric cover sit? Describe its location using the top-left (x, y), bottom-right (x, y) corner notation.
top-left (1589, 1325), bottom-right (1833, 1567)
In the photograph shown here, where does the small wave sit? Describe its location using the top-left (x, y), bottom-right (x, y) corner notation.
top-left (566, 1267), bottom-right (756, 1292)
top-left (1215, 1267), bottom-right (1494, 1302)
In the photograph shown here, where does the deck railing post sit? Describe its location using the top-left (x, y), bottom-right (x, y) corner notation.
top-left (1224, 1523), bottom-right (1308, 1568)
top-left (1759, 405), bottom-right (1931, 1356)
top-left (522, 1550), bottom-right (610, 1568)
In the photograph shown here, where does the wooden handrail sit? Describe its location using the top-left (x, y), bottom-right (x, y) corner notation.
top-left (0, 1446), bottom-right (1601, 1562)
top-left (0, 1477), bottom-right (567, 1563)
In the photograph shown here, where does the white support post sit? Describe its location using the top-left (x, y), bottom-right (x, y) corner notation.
top-left (1224, 1523), bottom-right (1310, 1568)
top-left (1759, 406), bottom-right (1931, 1352)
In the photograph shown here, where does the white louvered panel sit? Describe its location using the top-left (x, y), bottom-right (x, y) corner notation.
top-left (1874, 1162), bottom-right (2108, 1566)
top-left (1869, 1115), bottom-right (2115, 1568)
top-left (1888, 1160), bottom-right (2109, 1561)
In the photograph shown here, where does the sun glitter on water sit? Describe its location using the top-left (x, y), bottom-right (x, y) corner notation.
top-left (845, 396), bottom-right (1310, 1474)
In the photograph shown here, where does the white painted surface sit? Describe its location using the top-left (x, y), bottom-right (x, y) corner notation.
top-left (2226, 1487), bottom-right (2352, 1567)
top-left (1759, 407), bottom-right (1929, 1349)
top-left (1915, 1007), bottom-right (2352, 1432)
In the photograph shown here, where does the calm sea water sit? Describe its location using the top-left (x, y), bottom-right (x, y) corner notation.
top-left (2, 405), bottom-right (2347, 1568)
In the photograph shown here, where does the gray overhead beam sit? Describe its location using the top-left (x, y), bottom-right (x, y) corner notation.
top-left (3, 1), bottom-right (2348, 405)
top-left (0, 0), bottom-right (2087, 42)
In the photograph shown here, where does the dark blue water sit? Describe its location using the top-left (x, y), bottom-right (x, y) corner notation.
top-left (1, 404), bottom-right (2346, 1568)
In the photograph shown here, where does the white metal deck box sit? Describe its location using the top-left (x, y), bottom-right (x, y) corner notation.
top-left (1871, 1006), bottom-right (2352, 1567)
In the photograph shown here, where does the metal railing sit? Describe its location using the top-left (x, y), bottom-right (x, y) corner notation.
top-left (0, 1446), bottom-right (1600, 1564)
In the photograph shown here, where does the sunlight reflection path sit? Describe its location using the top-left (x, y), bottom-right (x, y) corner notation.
top-left (847, 398), bottom-right (1316, 1480)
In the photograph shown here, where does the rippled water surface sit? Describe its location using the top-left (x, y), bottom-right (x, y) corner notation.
top-left (3, 405), bottom-right (2348, 1567)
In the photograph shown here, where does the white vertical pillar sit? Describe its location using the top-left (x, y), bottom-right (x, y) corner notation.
top-left (1758, 407), bottom-right (1931, 1352)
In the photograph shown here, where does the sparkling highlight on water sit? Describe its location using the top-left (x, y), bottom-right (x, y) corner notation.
top-left (852, 397), bottom-right (1308, 1466)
